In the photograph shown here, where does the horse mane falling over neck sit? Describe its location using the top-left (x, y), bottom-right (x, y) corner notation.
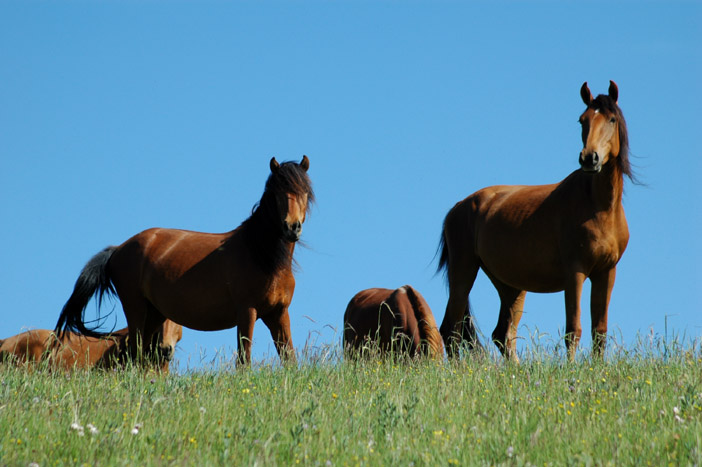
top-left (238, 158), bottom-right (315, 274)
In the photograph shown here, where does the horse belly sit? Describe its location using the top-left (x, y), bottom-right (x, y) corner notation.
top-left (477, 227), bottom-right (565, 293)
top-left (156, 297), bottom-right (239, 331)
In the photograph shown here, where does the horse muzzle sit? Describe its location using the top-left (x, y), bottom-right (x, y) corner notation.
top-left (283, 221), bottom-right (302, 242)
top-left (158, 345), bottom-right (175, 362)
top-left (579, 151), bottom-right (602, 173)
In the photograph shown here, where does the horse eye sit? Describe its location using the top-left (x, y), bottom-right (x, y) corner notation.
top-left (610, 117), bottom-right (616, 123)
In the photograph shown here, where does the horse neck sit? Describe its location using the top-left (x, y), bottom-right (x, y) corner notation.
top-left (238, 209), bottom-right (294, 274)
top-left (590, 160), bottom-right (625, 212)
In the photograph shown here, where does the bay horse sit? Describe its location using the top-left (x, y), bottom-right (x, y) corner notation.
top-left (438, 81), bottom-right (633, 361)
top-left (343, 285), bottom-right (444, 359)
top-left (55, 156), bottom-right (313, 365)
top-left (0, 320), bottom-right (182, 371)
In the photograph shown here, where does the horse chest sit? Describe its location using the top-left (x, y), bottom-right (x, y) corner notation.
top-left (571, 214), bottom-right (628, 271)
top-left (252, 273), bottom-right (295, 312)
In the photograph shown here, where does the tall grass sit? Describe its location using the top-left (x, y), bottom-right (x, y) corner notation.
top-left (1, 338), bottom-right (701, 465)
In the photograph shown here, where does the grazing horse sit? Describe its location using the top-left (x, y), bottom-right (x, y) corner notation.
top-left (438, 81), bottom-right (633, 361)
top-left (55, 156), bottom-right (313, 365)
top-left (343, 286), bottom-right (444, 359)
top-left (0, 320), bottom-right (182, 371)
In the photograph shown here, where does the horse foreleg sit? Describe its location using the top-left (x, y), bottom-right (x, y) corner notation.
top-left (237, 307), bottom-right (257, 366)
top-left (564, 272), bottom-right (586, 362)
top-left (589, 267), bottom-right (616, 359)
top-left (262, 309), bottom-right (296, 364)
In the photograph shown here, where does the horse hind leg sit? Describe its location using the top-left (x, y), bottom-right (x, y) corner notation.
top-left (120, 294), bottom-right (166, 367)
top-left (440, 258), bottom-right (480, 358)
top-left (488, 276), bottom-right (525, 363)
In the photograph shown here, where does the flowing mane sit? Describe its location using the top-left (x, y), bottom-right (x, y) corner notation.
top-left (239, 160), bottom-right (315, 274)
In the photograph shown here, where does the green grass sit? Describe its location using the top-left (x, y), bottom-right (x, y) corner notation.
top-left (1, 345), bottom-right (701, 466)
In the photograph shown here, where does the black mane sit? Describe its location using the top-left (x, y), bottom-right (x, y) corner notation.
top-left (239, 160), bottom-right (314, 273)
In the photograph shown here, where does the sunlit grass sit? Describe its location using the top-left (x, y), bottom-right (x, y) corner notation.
top-left (1, 337), bottom-right (701, 465)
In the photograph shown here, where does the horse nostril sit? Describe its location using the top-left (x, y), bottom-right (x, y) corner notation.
top-left (159, 346), bottom-right (174, 361)
top-left (592, 152), bottom-right (599, 164)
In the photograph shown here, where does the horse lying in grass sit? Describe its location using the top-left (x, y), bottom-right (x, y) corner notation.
top-left (343, 285), bottom-right (444, 359)
top-left (0, 320), bottom-right (182, 371)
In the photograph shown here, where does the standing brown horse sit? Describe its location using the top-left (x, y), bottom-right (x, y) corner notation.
top-left (343, 286), bottom-right (444, 359)
top-left (0, 320), bottom-right (182, 371)
top-left (438, 81), bottom-right (633, 361)
top-left (55, 156), bottom-right (313, 365)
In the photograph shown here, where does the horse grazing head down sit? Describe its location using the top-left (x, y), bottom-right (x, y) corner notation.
top-left (153, 319), bottom-right (183, 363)
top-left (578, 81), bottom-right (631, 177)
top-left (266, 155), bottom-right (314, 242)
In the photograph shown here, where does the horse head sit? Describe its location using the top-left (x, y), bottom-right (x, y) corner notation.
top-left (269, 155), bottom-right (312, 242)
top-left (578, 81), bottom-right (622, 173)
top-left (155, 319), bottom-right (183, 362)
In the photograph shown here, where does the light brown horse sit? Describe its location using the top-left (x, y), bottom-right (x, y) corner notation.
top-left (55, 156), bottom-right (313, 365)
top-left (0, 320), bottom-right (182, 371)
top-left (343, 285), bottom-right (444, 359)
top-left (438, 81), bottom-right (633, 361)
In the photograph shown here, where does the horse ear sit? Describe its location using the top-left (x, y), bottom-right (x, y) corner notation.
top-left (300, 155), bottom-right (310, 172)
top-left (270, 157), bottom-right (280, 173)
top-left (580, 82), bottom-right (593, 105)
top-left (608, 80), bottom-right (619, 103)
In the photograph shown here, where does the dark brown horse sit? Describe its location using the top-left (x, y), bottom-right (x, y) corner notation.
top-left (55, 156), bottom-right (313, 365)
top-left (0, 320), bottom-right (182, 371)
top-left (344, 285), bottom-right (444, 359)
top-left (438, 81), bottom-right (633, 361)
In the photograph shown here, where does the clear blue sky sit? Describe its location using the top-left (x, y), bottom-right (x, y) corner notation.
top-left (1, 2), bottom-right (700, 369)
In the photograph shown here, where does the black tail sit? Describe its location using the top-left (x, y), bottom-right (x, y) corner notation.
top-left (436, 226), bottom-right (449, 277)
top-left (55, 246), bottom-right (118, 339)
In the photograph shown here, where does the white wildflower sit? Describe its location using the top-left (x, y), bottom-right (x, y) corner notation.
top-left (87, 423), bottom-right (98, 435)
top-left (70, 422), bottom-right (84, 436)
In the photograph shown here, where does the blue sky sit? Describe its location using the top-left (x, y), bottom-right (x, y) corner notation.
top-left (1, 2), bottom-right (700, 369)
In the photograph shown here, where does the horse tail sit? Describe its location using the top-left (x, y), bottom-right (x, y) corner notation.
top-left (436, 226), bottom-right (449, 277)
top-left (55, 246), bottom-right (118, 339)
top-left (402, 285), bottom-right (444, 358)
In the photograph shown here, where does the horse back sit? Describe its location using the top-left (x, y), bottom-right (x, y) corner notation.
top-left (343, 287), bottom-right (441, 357)
top-left (53, 329), bottom-right (126, 369)
top-left (0, 329), bottom-right (54, 364)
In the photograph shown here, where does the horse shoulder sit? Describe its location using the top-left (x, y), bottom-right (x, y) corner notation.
top-left (257, 269), bottom-right (297, 313)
